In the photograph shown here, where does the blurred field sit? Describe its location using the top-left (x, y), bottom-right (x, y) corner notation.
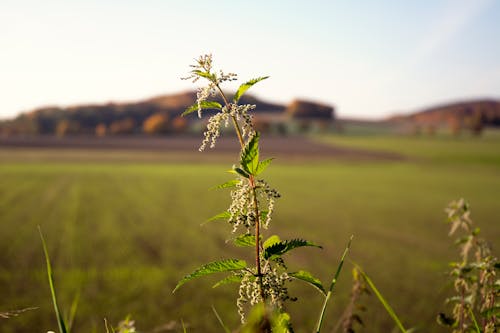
top-left (1, 132), bottom-right (499, 332)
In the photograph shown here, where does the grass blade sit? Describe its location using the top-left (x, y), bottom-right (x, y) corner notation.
top-left (468, 307), bottom-right (481, 333)
top-left (354, 264), bottom-right (407, 333)
top-left (38, 226), bottom-right (68, 333)
top-left (315, 235), bottom-right (353, 333)
top-left (66, 291), bottom-right (80, 332)
top-left (212, 305), bottom-right (231, 333)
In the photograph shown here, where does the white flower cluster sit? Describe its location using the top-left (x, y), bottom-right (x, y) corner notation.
top-left (196, 84), bottom-right (216, 118)
top-left (256, 179), bottom-right (281, 228)
top-left (231, 104), bottom-right (256, 139)
top-left (262, 267), bottom-right (290, 309)
top-left (237, 272), bottom-right (260, 323)
top-left (198, 103), bottom-right (256, 151)
top-left (199, 106), bottom-right (230, 151)
top-left (182, 54), bottom-right (214, 83)
top-left (236, 265), bottom-right (290, 323)
top-left (217, 69), bottom-right (238, 84)
top-left (228, 179), bottom-right (254, 233)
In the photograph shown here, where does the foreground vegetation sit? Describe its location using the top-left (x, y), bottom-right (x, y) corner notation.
top-left (0, 129), bottom-right (498, 332)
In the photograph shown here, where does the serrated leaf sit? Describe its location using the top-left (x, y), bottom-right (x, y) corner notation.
top-left (240, 133), bottom-right (260, 175)
top-left (212, 275), bottom-right (243, 288)
top-left (234, 167), bottom-right (250, 179)
top-left (203, 211), bottom-right (231, 225)
top-left (234, 234), bottom-right (256, 247)
top-left (233, 76), bottom-right (269, 103)
top-left (255, 158), bottom-right (273, 176)
top-left (263, 235), bottom-right (281, 249)
top-left (289, 270), bottom-right (326, 295)
top-left (173, 259), bottom-right (247, 293)
top-left (263, 239), bottom-right (322, 260)
top-left (182, 100), bottom-right (222, 116)
top-left (211, 179), bottom-right (240, 190)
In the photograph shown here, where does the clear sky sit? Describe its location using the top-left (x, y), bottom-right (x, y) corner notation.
top-left (1, 0), bottom-right (499, 120)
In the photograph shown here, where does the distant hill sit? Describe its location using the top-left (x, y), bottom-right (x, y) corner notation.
top-left (0, 91), bottom-right (338, 136)
top-left (0, 91), bottom-right (285, 136)
top-left (388, 99), bottom-right (500, 135)
top-left (389, 99), bottom-right (500, 125)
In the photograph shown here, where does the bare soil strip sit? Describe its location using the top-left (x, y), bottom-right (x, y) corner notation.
top-left (0, 135), bottom-right (404, 161)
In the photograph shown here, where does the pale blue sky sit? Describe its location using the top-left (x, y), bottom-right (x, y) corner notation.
top-left (1, 0), bottom-right (499, 119)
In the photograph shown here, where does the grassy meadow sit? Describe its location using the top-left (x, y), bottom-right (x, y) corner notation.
top-left (1, 131), bottom-right (499, 332)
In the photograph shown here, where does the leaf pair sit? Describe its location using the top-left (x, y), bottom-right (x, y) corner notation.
top-left (182, 76), bottom-right (269, 116)
top-left (239, 133), bottom-right (273, 177)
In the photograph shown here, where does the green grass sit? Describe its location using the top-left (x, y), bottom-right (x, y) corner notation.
top-left (0, 133), bottom-right (499, 332)
top-left (315, 129), bottom-right (500, 166)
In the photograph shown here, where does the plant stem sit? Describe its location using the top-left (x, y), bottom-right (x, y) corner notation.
top-left (231, 116), bottom-right (245, 148)
top-left (250, 176), bottom-right (265, 301)
top-left (214, 81), bottom-right (265, 301)
top-left (214, 84), bottom-right (245, 148)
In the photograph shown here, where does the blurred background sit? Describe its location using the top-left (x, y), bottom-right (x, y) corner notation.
top-left (1, 0), bottom-right (499, 332)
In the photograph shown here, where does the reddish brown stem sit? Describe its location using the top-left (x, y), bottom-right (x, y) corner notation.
top-left (250, 176), bottom-right (265, 301)
top-left (214, 80), bottom-right (265, 301)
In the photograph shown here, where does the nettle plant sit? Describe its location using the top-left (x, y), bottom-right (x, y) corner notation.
top-left (172, 55), bottom-right (349, 332)
top-left (438, 199), bottom-right (499, 333)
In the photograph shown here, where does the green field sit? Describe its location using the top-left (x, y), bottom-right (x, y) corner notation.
top-left (1, 132), bottom-right (499, 332)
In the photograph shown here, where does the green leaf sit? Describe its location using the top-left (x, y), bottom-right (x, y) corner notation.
top-left (263, 239), bottom-right (322, 260)
top-left (240, 133), bottom-right (260, 175)
top-left (234, 234), bottom-right (256, 247)
top-left (263, 235), bottom-right (281, 249)
top-left (38, 226), bottom-right (68, 333)
top-left (233, 76), bottom-right (269, 103)
top-left (273, 311), bottom-right (292, 333)
top-left (173, 259), bottom-right (247, 293)
top-left (191, 69), bottom-right (216, 81)
top-left (203, 211), bottom-right (231, 225)
top-left (212, 275), bottom-right (243, 288)
top-left (182, 100), bottom-right (222, 116)
top-left (234, 167), bottom-right (250, 179)
top-left (255, 158), bottom-right (274, 176)
top-left (211, 179), bottom-right (239, 190)
top-left (289, 270), bottom-right (326, 295)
